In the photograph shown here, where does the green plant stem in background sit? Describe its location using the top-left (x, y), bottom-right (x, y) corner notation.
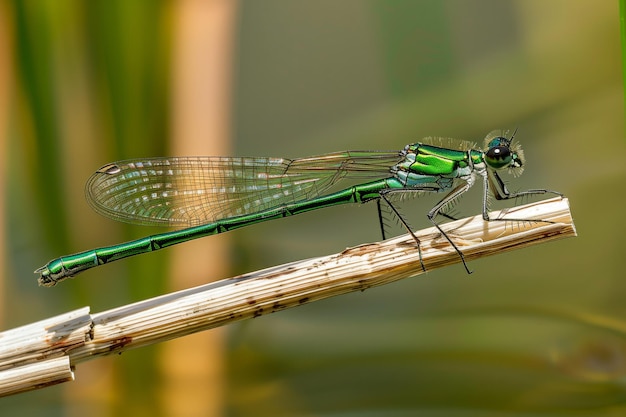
top-left (619, 0), bottom-right (626, 125)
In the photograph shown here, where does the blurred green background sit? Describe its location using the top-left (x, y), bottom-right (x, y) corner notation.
top-left (1, 0), bottom-right (624, 416)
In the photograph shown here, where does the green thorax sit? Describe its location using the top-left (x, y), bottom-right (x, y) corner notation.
top-left (396, 142), bottom-right (483, 175)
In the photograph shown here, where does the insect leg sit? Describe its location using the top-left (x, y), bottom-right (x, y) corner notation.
top-left (426, 181), bottom-right (473, 274)
top-left (379, 192), bottom-right (426, 272)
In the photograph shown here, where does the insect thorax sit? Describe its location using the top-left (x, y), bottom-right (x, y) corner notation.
top-left (391, 143), bottom-right (486, 190)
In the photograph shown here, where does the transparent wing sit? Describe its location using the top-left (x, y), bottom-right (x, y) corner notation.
top-left (85, 151), bottom-right (402, 227)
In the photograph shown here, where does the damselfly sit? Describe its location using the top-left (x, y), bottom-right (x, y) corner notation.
top-left (36, 130), bottom-right (561, 286)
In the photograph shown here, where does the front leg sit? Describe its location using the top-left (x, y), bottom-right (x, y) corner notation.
top-left (488, 170), bottom-right (562, 202)
top-left (483, 170), bottom-right (563, 223)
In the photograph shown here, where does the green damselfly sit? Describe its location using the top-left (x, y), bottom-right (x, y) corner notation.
top-left (36, 130), bottom-right (561, 286)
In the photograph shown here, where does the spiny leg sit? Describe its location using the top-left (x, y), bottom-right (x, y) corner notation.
top-left (379, 192), bottom-right (426, 272)
top-left (488, 169), bottom-right (562, 204)
top-left (484, 170), bottom-right (563, 225)
top-left (438, 210), bottom-right (459, 221)
top-left (377, 194), bottom-right (424, 240)
top-left (426, 182), bottom-right (473, 274)
top-left (376, 199), bottom-right (388, 240)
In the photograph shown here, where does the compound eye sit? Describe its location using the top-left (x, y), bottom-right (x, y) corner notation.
top-left (485, 146), bottom-right (512, 169)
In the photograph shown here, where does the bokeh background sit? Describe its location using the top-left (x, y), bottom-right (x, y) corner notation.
top-left (1, 1), bottom-right (624, 416)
